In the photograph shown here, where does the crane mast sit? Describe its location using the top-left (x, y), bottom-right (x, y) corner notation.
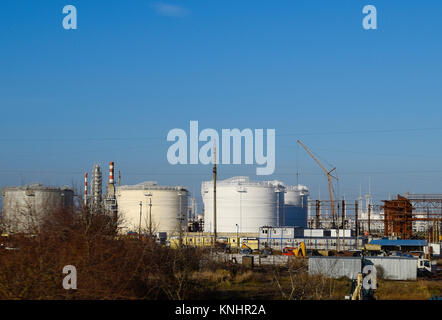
top-left (297, 140), bottom-right (338, 227)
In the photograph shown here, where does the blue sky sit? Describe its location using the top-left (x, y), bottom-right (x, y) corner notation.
top-left (0, 0), bottom-right (441, 206)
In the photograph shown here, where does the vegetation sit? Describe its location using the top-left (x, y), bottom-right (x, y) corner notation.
top-left (0, 208), bottom-right (440, 300)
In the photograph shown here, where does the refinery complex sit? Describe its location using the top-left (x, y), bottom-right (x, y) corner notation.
top-left (0, 143), bottom-right (441, 299)
top-left (2, 0), bottom-right (442, 306)
top-left (1, 154), bottom-right (441, 262)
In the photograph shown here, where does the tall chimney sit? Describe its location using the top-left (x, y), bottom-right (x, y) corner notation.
top-left (109, 162), bottom-right (114, 184)
top-left (84, 173), bottom-right (88, 206)
top-left (91, 164), bottom-right (102, 210)
top-left (106, 161), bottom-right (116, 200)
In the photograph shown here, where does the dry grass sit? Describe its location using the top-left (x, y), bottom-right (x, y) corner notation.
top-left (233, 270), bottom-right (260, 284)
top-left (192, 269), bottom-right (232, 283)
top-left (375, 280), bottom-right (442, 300)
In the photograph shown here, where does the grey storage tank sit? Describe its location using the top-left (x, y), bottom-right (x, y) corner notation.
top-left (1, 184), bottom-right (74, 233)
top-left (284, 185), bottom-right (309, 228)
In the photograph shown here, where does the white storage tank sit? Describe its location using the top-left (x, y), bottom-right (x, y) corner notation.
top-left (1, 184), bottom-right (74, 233)
top-left (116, 182), bottom-right (189, 235)
top-left (284, 185), bottom-right (309, 228)
top-left (202, 176), bottom-right (285, 233)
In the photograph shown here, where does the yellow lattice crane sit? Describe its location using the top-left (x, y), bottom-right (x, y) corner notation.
top-left (297, 140), bottom-right (338, 226)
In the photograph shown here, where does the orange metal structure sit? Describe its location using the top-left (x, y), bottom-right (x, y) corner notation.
top-left (382, 195), bottom-right (413, 239)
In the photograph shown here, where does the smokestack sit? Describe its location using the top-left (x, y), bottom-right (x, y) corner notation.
top-left (91, 164), bottom-right (102, 210)
top-left (106, 161), bottom-right (116, 200)
top-left (84, 173), bottom-right (88, 206)
top-left (109, 162), bottom-right (114, 184)
top-left (104, 161), bottom-right (117, 218)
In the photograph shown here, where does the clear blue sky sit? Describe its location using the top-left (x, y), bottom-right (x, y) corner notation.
top-left (0, 0), bottom-right (441, 207)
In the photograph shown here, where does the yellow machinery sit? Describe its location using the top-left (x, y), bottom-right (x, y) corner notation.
top-left (282, 242), bottom-right (306, 257)
top-left (317, 250), bottom-right (333, 256)
top-left (240, 242), bottom-right (253, 254)
top-left (242, 238), bottom-right (259, 250)
top-left (363, 244), bottom-right (381, 251)
top-left (293, 242), bottom-right (306, 257)
top-left (241, 243), bottom-right (251, 249)
top-left (351, 273), bottom-right (363, 300)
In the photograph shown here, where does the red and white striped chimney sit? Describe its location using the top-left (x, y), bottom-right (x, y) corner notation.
top-left (84, 173), bottom-right (88, 205)
top-left (109, 162), bottom-right (114, 184)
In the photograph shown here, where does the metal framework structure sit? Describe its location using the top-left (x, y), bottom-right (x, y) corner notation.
top-left (305, 194), bottom-right (442, 242)
top-left (405, 193), bottom-right (442, 242)
top-left (382, 195), bottom-right (413, 239)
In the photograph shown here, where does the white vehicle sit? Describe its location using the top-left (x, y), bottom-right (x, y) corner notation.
top-left (417, 258), bottom-right (432, 275)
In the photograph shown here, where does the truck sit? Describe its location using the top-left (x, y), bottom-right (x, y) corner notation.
top-left (417, 258), bottom-right (432, 275)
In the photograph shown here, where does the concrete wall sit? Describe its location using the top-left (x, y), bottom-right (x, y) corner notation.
top-left (308, 256), bottom-right (418, 281)
top-left (365, 257), bottom-right (417, 281)
top-left (215, 253), bottom-right (290, 266)
top-left (309, 257), bottom-right (361, 279)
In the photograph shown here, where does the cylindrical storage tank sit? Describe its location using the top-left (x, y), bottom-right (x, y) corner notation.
top-left (116, 182), bottom-right (189, 236)
top-left (1, 184), bottom-right (74, 233)
top-left (202, 176), bottom-right (285, 234)
top-left (284, 185), bottom-right (309, 228)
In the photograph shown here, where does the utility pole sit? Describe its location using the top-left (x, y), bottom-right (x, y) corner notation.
top-left (315, 200), bottom-right (320, 229)
top-left (368, 204), bottom-right (371, 236)
top-left (337, 201), bottom-right (340, 252)
top-left (213, 143), bottom-right (217, 244)
top-left (427, 208), bottom-right (430, 259)
top-left (342, 199), bottom-right (346, 250)
top-left (148, 195), bottom-right (152, 236)
top-left (236, 224), bottom-right (239, 249)
top-left (144, 192), bottom-right (153, 236)
top-left (178, 192), bottom-right (183, 247)
top-left (355, 200), bottom-right (359, 250)
top-left (139, 201), bottom-right (142, 240)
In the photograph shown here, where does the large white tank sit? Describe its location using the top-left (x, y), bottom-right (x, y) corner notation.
top-left (1, 184), bottom-right (74, 233)
top-left (284, 185), bottom-right (309, 228)
top-left (116, 182), bottom-right (189, 235)
top-left (202, 176), bottom-right (285, 234)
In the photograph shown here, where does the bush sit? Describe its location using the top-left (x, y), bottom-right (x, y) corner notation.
top-left (0, 208), bottom-right (207, 300)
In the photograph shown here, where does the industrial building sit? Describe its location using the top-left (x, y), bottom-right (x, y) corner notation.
top-left (258, 226), bottom-right (361, 251)
top-left (202, 176), bottom-right (286, 233)
top-left (116, 182), bottom-right (189, 235)
top-left (369, 239), bottom-right (427, 253)
top-left (1, 184), bottom-right (74, 233)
